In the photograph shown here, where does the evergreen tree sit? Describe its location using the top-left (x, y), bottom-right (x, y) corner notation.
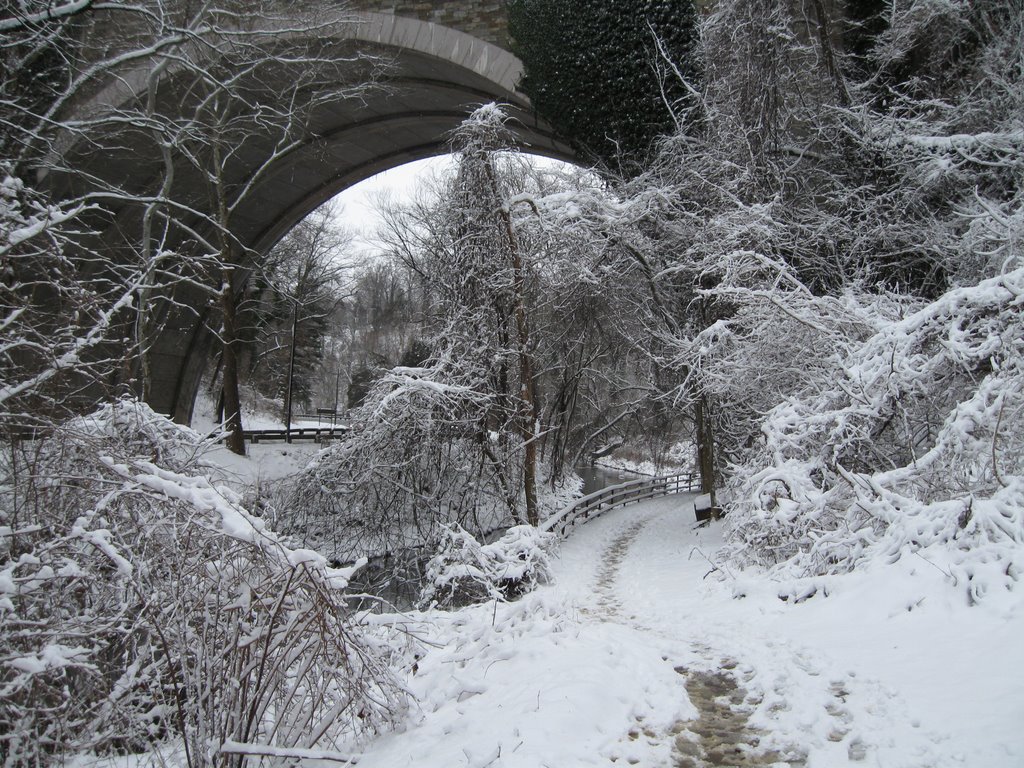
top-left (346, 365), bottom-right (378, 410)
top-left (508, 0), bottom-right (700, 174)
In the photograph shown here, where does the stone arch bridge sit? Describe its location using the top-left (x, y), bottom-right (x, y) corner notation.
top-left (61, 0), bottom-right (571, 424)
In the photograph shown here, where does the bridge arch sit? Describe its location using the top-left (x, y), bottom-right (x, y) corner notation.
top-left (61, 6), bottom-right (573, 423)
top-left (233, 10), bottom-right (565, 255)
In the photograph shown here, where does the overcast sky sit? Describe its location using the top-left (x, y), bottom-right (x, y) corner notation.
top-left (332, 155), bottom-right (454, 255)
top-left (330, 153), bottom-right (576, 259)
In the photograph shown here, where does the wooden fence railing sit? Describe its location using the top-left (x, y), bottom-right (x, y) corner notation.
top-left (299, 408), bottom-right (340, 425)
top-left (540, 472), bottom-right (699, 537)
top-left (242, 426), bottom-right (348, 444)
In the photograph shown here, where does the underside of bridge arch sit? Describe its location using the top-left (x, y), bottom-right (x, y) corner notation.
top-left (59, 11), bottom-right (574, 425)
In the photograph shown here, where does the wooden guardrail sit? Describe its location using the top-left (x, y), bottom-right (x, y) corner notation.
top-left (242, 426), bottom-right (348, 444)
top-left (540, 472), bottom-right (699, 537)
top-left (7, 423), bottom-right (349, 445)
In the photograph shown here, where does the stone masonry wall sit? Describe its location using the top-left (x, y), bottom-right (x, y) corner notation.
top-left (350, 1), bottom-right (509, 48)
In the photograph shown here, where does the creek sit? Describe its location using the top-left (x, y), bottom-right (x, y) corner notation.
top-left (576, 463), bottom-right (645, 496)
top-left (347, 464), bottom-right (647, 612)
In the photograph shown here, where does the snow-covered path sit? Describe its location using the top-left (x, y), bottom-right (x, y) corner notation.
top-left (356, 495), bottom-right (1024, 768)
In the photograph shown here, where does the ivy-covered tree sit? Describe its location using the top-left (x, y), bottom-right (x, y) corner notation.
top-left (508, 0), bottom-right (700, 173)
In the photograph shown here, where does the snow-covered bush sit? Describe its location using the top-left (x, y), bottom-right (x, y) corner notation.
top-left (417, 525), bottom-right (494, 609)
top-left (572, 0), bottom-right (1024, 604)
top-left (278, 361), bottom-right (529, 563)
top-left (482, 525), bottom-right (559, 600)
top-left (418, 524), bottom-right (557, 609)
top-left (537, 472), bottom-right (584, 521)
top-left (725, 269), bottom-right (1024, 602)
top-left (0, 400), bottom-right (404, 766)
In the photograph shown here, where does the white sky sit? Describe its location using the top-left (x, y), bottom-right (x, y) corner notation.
top-left (332, 155), bottom-right (454, 256)
top-left (329, 153), bottom-right (576, 258)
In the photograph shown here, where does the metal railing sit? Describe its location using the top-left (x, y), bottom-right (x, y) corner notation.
top-left (540, 472), bottom-right (698, 537)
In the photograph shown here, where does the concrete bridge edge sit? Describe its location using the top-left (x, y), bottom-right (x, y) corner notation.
top-left (63, 10), bottom-right (525, 134)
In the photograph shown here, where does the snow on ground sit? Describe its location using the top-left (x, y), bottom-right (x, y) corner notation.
top-left (595, 456), bottom-right (687, 478)
top-left (190, 387), bottom-right (331, 490)
top-left (354, 495), bottom-right (1024, 768)
top-left (359, 596), bottom-right (691, 768)
top-left (201, 440), bottom-right (322, 491)
top-left (594, 441), bottom-right (695, 478)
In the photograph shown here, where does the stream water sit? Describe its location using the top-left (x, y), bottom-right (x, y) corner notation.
top-left (577, 464), bottom-right (645, 496)
top-left (348, 465), bottom-right (646, 612)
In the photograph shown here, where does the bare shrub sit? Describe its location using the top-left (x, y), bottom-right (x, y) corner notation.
top-left (0, 400), bottom-right (404, 766)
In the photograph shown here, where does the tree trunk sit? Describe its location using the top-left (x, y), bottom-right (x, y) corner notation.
top-left (520, 358), bottom-right (539, 526)
top-left (694, 392), bottom-right (715, 508)
top-left (808, 0), bottom-right (850, 106)
top-left (209, 132), bottom-right (246, 456)
top-left (283, 300), bottom-right (299, 442)
top-left (219, 271), bottom-right (246, 456)
top-left (485, 159), bottom-right (539, 526)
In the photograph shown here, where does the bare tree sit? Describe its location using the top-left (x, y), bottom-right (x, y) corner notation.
top-left (2, 0), bottom-right (382, 449)
top-left (125, 4), bottom-right (377, 452)
top-left (281, 107), bottom-right (690, 573)
top-left (605, 0), bottom-right (1024, 595)
top-left (2, 4), bottom-right (410, 764)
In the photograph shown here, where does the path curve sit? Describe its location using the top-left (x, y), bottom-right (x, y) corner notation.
top-left (572, 498), bottom-right (805, 767)
top-left (554, 495), bottom-right (954, 768)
